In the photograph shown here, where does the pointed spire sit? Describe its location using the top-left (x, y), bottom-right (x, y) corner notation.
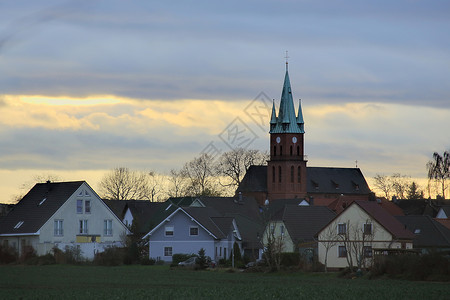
top-left (297, 99), bottom-right (305, 133)
top-left (270, 99), bottom-right (277, 124)
top-left (269, 60), bottom-right (305, 134)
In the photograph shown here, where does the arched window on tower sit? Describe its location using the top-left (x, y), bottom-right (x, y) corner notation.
top-left (290, 146), bottom-right (293, 156)
top-left (280, 146), bottom-right (283, 156)
top-left (290, 166), bottom-right (294, 183)
top-left (272, 166), bottom-right (275, 183)
top-left (297, 166), bottom-right (301, 183)
top-left (297, 146), bottom-right (300, 156)
top-left (274, 146), bottom-right (276, 156)
top-left (278, 166), bottom-right (282, 183)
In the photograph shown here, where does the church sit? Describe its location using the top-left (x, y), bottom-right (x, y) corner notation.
top-left (237, 62), bottom-right (372, 207)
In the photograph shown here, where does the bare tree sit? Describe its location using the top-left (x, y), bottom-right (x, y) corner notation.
top-left (317, 223), bottom-right (338, 272)
top-left (427, 151), bottom-right (450, 199)
top-left (181, 154), bottom-right (222, 196)
top-left (12, 173), bottom-right (63, 203)
top-left (99, 167), bottom-right (158, 201)
top-left (372, 174), bottom-right (392, 199)
top-left (263, 222), bottom-right (284, 271)
top-left (166, 168), bottom-right (188, 198)
top-left (217, 148), bottom-right (268, 189)
top-left (372, 173), bottom-right (411, 199)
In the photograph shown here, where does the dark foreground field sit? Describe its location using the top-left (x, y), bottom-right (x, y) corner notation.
top-left (0, 265), bottom-right (449, 299)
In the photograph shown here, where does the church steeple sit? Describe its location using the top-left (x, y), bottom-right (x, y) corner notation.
top-left (269, 64), bottom-right (304, 134)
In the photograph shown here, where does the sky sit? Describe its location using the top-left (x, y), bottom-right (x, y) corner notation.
top-left (1, 0), bottom-right (449, 203)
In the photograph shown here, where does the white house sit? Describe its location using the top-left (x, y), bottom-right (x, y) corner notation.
top-left (0, 181), bottom-right (129, 259)
top-left (317, 200), bottom-right (414, 270)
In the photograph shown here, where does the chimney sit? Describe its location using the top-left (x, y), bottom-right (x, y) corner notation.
top-left (309, 196), bottom-right (314, 206)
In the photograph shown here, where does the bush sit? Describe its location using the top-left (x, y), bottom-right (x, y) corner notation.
top-left (140, 257), bottom-right (155, 265)
top-left (0, 245), bottom-right (17, 264)
top-left (280, 253), bottom-right (300, 267)
top-left (94, 246), bottom-right (125, 266)
top-left (371, 253), bottom-right (450, 281)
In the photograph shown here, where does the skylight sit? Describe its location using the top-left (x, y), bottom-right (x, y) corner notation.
top-left (39, 198), bottom-right (47, 206)
top-left (414, 229), bottom-right (421, 234)
top-left (14, 221), bottom-right (24, 229)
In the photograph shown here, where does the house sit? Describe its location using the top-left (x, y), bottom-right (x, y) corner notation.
top-left (262, 205), bottom-right (336, 254)
top-left (154, 195), bottom-right (264, 260)
top-left (396, 215), bottom-right (450, 253)
top-left (236, 63), bottom-right (371, 206)
top-left (103, 199), bottom-right (164, 236)
top-left (317, 200), bottom-right (414, 270)
top-left (143, 206), bottom-right (242, 263)
top-left (0, 181), bottom-right (129, 259)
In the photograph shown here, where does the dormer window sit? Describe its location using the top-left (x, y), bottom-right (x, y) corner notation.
top-left (332, 180), bottom-right (339, 190)
top-left (14, 221), bottom-right (24, 229)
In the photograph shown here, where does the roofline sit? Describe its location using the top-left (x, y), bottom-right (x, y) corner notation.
top-left (0, 232), bottom-right (39, 237)
top-left (142, 207), bottom-right (219, 240)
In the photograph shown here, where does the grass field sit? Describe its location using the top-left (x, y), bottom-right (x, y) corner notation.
top-left (0, 265), bottom-right (449, 299)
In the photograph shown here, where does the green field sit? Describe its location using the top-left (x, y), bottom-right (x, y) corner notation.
top-left (0, 265), bottom-right (449, 299)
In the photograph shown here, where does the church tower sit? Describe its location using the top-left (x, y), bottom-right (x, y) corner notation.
top-left (267, 62), bottom-right (307, 200)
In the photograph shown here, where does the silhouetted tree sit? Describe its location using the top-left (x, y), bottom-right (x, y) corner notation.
top-left (427, 151), bottom-right (450, 199)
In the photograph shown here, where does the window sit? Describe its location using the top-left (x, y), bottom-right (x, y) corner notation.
top-left (297, 146), bottom-right (300, 156)
top-left (104, 220), bottom-right (112, 236)
top-left (364, 223), bottom-right (372, 235)
top-left (14, 221), bottom-right (24, 229)
top-left (273, 146), bottom-right (276, 156)
top-left (280, 225), bottom-right (284, 236)
top-left (85, 200), bottom-right (91, 213)
top-left (338, 246), bottom-right (347, 257)
top-left (290, 166), bottom-right (294, 183)
top-left (363, 246), bottom-right (373, 258)
top-left (290, 145), bottom-right (293, 156)
top-left (77, 200), bottom-right (83, 214)
top-left (224, 247), bottom-right (227, 258)
top-left (278, 166), bottom-right (282, 183)
top-left (190, 226), bottom-right (199, 236)
top-left (297, 166), bottom-right (301, 183)
top-left (79, 220), bottom-right (88, 234)
top-left (270, 224), bottom-right (275, 234)
top-left (280, 146), bottom-right (283, 156)
top-left (338, 223), bottom-right (347, 235)
top-left (164, 247), bottom-right (173, 256)
top-left (272, 166), bottom-right (275, 183)
top-left (54, 220), bottom-right (63, 236)
top-left (165, 226), bottom-right (174, 236)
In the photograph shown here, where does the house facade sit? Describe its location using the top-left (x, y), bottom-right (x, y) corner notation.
top-left (143, 207), bottom-right (242, 262)
top-left (317, 201), bottom-right (414, 269)
top-left (0, 181), bottom-right (128, 259)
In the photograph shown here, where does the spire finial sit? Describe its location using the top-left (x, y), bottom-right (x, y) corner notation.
top-left (285, 50), bottom-right (289, 71)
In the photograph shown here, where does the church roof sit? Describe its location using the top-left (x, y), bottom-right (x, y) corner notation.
top-left (237, 166), bottom-right (371, 196)
top-left (270, 66), bottom-right (304, 134)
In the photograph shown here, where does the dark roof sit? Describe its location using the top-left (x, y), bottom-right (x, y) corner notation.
top-left (237, 166), bottom-right (370, 195)
top-left (307, 167), bottom-right (370, 195)
top-left (396, 215), bottom-right (450, 248)
top-left (182, 207), bottom-right (230, 239)
top-left (355, 201), bottom-right (414, 240)
top-left (103, 200), bottom-right (165, 234)
top-left (236, 166), bottom-right (267, 193)
top-left (0, 181), bottom-right (85, 234)
top-left (396, 199), bottom-right (442, 217)
top-left (281, 205), bottom-right (336, 242)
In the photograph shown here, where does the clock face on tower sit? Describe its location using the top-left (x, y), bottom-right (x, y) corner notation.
top-left (276, 137), bottom-right (281, 144)
top-left (292, 137), bottom-right (297, 143)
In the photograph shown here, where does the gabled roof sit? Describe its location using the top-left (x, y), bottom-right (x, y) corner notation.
top-left (437, 206), bottom-right (450, 219)
top-left (103, 199), bottom-right (164, 234)
top-left (396, 215), bottom-right (450, 248)
top-left (354, 201), bottom-right (414, 240)
top-left (143, 206), bottom-right (241, 241)
top-left (0, 181), bottom-right (85, 235)
top-left (280, 205), bottom-right (336, 242)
